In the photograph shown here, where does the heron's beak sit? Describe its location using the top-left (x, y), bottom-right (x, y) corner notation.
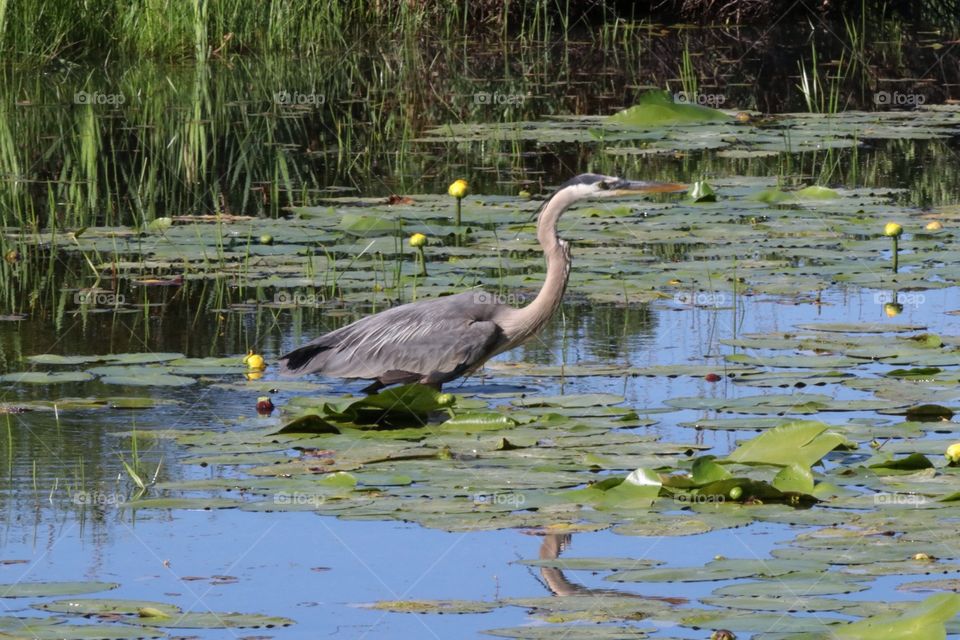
top-left (609, 179), bottom-right (687, 196)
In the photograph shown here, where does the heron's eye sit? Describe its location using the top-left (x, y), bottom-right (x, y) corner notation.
top-left (598, 181), bottom-right (611, 190)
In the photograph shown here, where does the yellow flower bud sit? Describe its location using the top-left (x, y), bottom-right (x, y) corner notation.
top-left (946, 442), bottom-right (960, 465)
top-left (436, 393), bottom-right (455, 407)
top-left (447, 179), bottom-right (468, 199)
top-left (409, 233), bottom-right (427, 248)
top-left (883, 302), bottom-right (902, 318)
top-left (883, 222), bottom-right (903, 238)
top-left (243, 351), bottom-right (266, 371)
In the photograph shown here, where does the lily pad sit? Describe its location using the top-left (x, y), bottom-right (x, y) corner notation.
top-left (726, 420), bottom-right (847, 467)
top-left (135, 611), bottom-right (294, 629)
top-left (0, 371), bottom-right (96, 384)
top-left (0, 582), bottom-right (119, 598)
top-left (607, 90), bottom-right (730, 126)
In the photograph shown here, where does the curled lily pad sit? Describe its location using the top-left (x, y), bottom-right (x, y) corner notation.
top-left (322, 384), bottom-right (449, 423)
top-left (725, 420), bottom-right (848, 467)
top-left (829, 592), bottom-right (960, 639)
top-left (562, 468), bottom-right (662, 510)
top-left (690, 180), bottom-right (717, 202)
top-left (273, 414), bottom-right (341, 435)
top-left (794, 185), bottom-right (841, 200)
top-left (607, 90), bottom-right (730, 126)
top-left (441, 413), bottom-right (519, 431)
top-left (867, 453), bottom-right (934, 471)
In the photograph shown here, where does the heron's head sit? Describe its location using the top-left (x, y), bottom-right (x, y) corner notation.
top-left (558, 173), bottom-right (687, 201)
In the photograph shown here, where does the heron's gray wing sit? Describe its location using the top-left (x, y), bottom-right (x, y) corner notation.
top-left (278, 292), bottom-right (507, 383)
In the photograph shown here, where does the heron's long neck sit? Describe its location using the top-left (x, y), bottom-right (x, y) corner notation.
top-left (502, 197), bottom-right (572, 342)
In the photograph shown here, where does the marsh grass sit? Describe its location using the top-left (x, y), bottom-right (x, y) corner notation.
top-left (797, 41), bottom-right (847, 114)
top-left (1, 0), bottom-right (465, 62)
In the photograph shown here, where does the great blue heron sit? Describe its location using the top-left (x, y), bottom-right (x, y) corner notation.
top-left (278, 174), bottom-right (685, 392)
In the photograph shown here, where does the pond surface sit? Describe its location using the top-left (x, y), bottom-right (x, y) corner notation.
top-left (2, 21), bottom-right (960, 640)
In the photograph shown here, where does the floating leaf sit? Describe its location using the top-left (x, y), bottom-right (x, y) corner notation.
top-left (273, 414), bottom-right (341, 435)
top-left (794, 185), bottom-right (841, 200)
top-left (34, 599), bottom-right (181, 617)
top-left (690, 180), bottom-right (717, 202)
top-left (726, 420), bottom-right (846, 467)
top-left (0, 582), bottom-right (118, 598)
top-left (868, 453), bottom-right (934, 471)
top-left (772, 463), bottom-right (815, 494)
top-left (607, 90), bottom-right (730, 126)
top-left (830, 592), bottom-right (960, 639)
top-left (0, 371), bottom-right (95, 384)
top-left (691, 456), bottom-right (732, 485)
top-left (136, 611), bottom-right (295, 629)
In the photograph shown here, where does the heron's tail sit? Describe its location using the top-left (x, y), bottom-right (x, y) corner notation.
top-left (277, 341), bottom-right (333, 376)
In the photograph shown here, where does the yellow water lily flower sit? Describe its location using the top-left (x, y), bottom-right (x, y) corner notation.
top-left (883, 302), bottom-right (902, 318)
top-left (243, 351), bottom-right (266, 371)
top-left (883, 222), bottom-right (903, 237)
top-left (409, 233), bottom-right (427, 248)
top-left (925, 220), bottom-right (943, 231)
top-left (447, 179), bottom-right (468, 199)
top-left (946, 442), bottom-right (960, 465)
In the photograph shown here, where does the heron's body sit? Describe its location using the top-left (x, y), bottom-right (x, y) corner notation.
top-left (278, 174), bottom-right (683, 391)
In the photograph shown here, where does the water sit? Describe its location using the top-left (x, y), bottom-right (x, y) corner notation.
top-left (1, 285), bottom-right (955, 636)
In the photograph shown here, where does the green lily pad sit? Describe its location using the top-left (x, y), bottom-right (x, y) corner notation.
top-left (135, 611), bottom-right (295, 629)
top-left (562, 468), bottom-right (662, 510)
top-left (34, 599), bottom-right (182, 616)
top-left (794, 185), bottom-right (841, 200)
top-left (0, 582), bottom-right (119, 598)
top-left (0, 371), bottom-right (96, 384)
top-left (607, 90), bottom-right (729, 126)
top-left (0, 622), bottom-right (167, 639)
top-left (273, 414), bottom-right (341, 435)
top-left (726, 420), bottom-right (847, 467)
top-left (485, 623), bottom-right (652, 638)
top-left (366, 599), bottom-right (497, 614)
top-left (322, 383), bottom-right (449, 423)
top-left (829, 592), bottom-right (960, 639)
top-left (123, 498), bottom-right (241, 510)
